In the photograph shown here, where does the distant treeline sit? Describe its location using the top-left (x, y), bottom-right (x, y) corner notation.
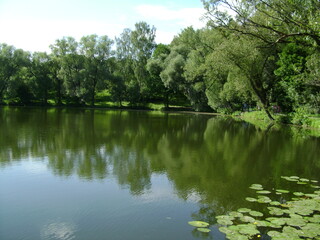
top-left (1, 0), bottom-right (319, 119)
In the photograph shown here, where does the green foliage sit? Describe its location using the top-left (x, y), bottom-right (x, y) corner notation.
top-left (0, 0), bottom-right (319, 114)
top-left (291, 107), bottom-right (312, 126)
top-left (216, 177), bottom-right (320, 240)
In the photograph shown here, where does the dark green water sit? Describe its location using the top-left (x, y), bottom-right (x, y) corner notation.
top-left (0, 107), bottom-right (319, 240)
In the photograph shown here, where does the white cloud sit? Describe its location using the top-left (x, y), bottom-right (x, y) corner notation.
top-left (0, 18), bottom-right (125, 52)
top-left (135, 4), bottom-right (206, 44)
top-left (135, 5), bottom-right (206, 29)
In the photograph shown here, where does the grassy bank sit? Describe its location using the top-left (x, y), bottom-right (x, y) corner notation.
top-left (238, 111), bottom-right (320, 137)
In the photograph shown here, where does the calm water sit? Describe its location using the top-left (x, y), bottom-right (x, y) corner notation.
top-left (0, 107), bottom-right (320, 240)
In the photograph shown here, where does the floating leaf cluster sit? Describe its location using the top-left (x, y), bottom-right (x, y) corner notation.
top-left (188, 221), bottom-right (211, 233)
top-left (216, 176), bottom-right (320, 239)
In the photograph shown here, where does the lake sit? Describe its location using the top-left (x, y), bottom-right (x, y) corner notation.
top-left (0, 107), bottom-right (319, 240)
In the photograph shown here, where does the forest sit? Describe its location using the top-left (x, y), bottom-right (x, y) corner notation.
top-left (0, 0), bottom-right (319, 123)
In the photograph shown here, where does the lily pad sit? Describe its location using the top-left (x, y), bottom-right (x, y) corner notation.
top-left (216, 215), bottom-right (234, 225)
top-left (293, 192), bottom-right (305, 196)
top-left (197, 227), bottom-right (211, 233)
top-left (290, 176), bottom-right (300, 179)
top-left (249, 211), bottom-right (263, 217)
top-left (286, 217), bottom-right (307, 227)
top-left (245, 197), bottom-right (257, 202)
top-left (256, 190), bottom-right (271, 194)
top-left (281, 176), bottom-right (298, 182)
top-left (300, 178), bottom-right (309, 182)
top-left (229, 211), bottom-right (244, 218)
top-left (249, 184), bottom-right (263, 190)
top-left (270, 201), bottom-right (281, 206)
top-left (238, 224), bottom-right (259, 236)
top-left (188, 221), bottom-right (209, 228)
top-left (240, 216), bottom-right (255, 223)
top-left (276, 189), bottom-right (290, 194)
top-left (267, 230), bottom-right (281, 237)
top-left (297, 181), bottom-right (307, 185)
top-left (237, 208), bottom-right (251, 213)
top-left (257, 196), bottom-right (272, 203)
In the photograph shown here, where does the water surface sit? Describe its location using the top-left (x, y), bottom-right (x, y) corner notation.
top-left (0, 107), bottom-right (319, 240)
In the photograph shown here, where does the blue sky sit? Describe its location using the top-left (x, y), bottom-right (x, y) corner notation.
top-left (0, 0), bottom-right (206, 52)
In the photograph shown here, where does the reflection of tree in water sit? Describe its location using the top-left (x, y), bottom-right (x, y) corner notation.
top-left (1, 107), bottom-right (320, 222)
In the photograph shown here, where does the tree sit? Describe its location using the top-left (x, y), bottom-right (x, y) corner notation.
top-left (160, 27), bottom-right (210, 111)
top-left (80, 34), bottom-right (114, 106)
top-left (29, 52), bottom-right (53, 105)
top-left (50, 37), bottom-right (85, 105)
top-left (147, 44), bottom-right (172, 107)
top-left (130, 22), bottom-right (157, 102)
top-left (0, 44), bottom-right (30, 103)
top-left (202, 0), bottom-right (320, 47)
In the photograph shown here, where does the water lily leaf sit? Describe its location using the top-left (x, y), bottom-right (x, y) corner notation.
top-left (256, 190), bottom-right (271, 194)
top-left (219, 226), bottom-right (233, 234)
top-left (229, 211), bottom-right (243, 218)
top-left (300, 178), bottom-right (309, 182)
top-left (311, 180), bottom-right (318, 183)
top-left (249, 211), bottom-right (263, 217)
top-left (310, 185), bottom-right (320, 189)
top-left (290, 176), bottom-right (300, 179)
top-left (267, 230), bottom-right (281, 237)
top-left (267, 217), bottom-right (287, 226)
top-left (188, 221), bottom-right (209, 228)
top-left (293, 192), bottom-right (304, 196)
top-left (282, 226), bottom-right (304, 238)
top-left (257, 196), bottom-right (272, 203)
top-left (216, 215), bottom-right (234, 225)
top-left (197, 227), bottom-right (211, 233)
top-left (297, 181), bottom-right (307, 185)
top-left (286, 217), bottom-right (307, 227)
top-left (238, 224), bottom-right (259, 236)
top-left (268, 207), bottom-right (284, 216)
top-left (305, 193), bottom-right (318, 198)
top-left (240, 216), bottom-right (255, 223)
top-left (270, 201), bottom-right (281, 206)
top-left (291, 197), bottom-right (301, 201)
top-left (255, 220), bottom-right (271, 227)
top-left (225, 233), bottom-right (249, 240)
top-left (276, 189), bottom-right (289, 194)
top-left (237, 208), bottom-right (251, 213)
top-left (245, 197), bottom-right (257, 202)
top-left (281, 176), bottom-right (298, 182)
top-left (217, 219), bottom-right (233, 225)
top-left (300, 223), bottom-right (320, 238)
top-left (304, 215), bottom-right (320, 223)
top-left (249, 184), bottom-right (263, 190)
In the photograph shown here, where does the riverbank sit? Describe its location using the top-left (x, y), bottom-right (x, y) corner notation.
top-left (237, 111), bottom-right (320, 137)
top-left (2, 103), bottom-right (320, 136)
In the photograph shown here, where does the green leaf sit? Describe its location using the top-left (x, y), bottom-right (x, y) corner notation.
top-left (188, 221), bottom-right (209, 228)
top-left (256, 190), bottom-right (271, 194)
top-left (238, 224), bottom-right (259, 236)
top-left (293, 192), bottom-right (304, 196)
top-left (297, 181), bottom-right (307, 185)
top-left (240, 216), bottom-right (255, 223)
top-left (197, 227), bottom-right (211, 233)
top-left (237, 208), bottom-right (251, 213)
top-left (267, 230), bottom-right (281, 237)
top-left (286, 217), bottom-right (307, 227)
top-left (249, 211), bottom-right (263, 217)
top-left (270, 201), bottom-right (281, 206)
top-left (276, 189), bottom-right (290, 194)
top-left (245, 197), bottom-right (257, 202)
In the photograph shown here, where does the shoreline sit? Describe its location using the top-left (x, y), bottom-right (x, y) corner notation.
top-left (1, 104), bottom-right (320, 136)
